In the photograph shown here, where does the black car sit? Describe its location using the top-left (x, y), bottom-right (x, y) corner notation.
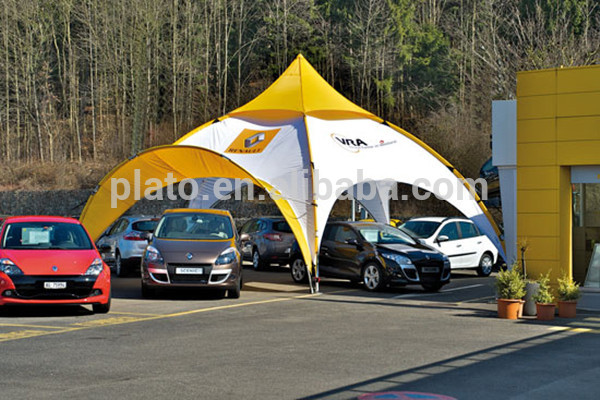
top-left (290, 221), bottom-right (451, 292)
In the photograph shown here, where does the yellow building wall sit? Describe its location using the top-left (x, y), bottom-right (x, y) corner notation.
top-left (517, 65), bottom-right (600, 284)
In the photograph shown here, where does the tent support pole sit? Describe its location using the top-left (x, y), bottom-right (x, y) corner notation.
top-left (315, 260), bottom-right (320, 293)
top-left (307, 264), bottom-right (315, 294)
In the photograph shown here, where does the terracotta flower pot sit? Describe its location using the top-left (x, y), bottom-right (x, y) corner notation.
top-left (558, 300), bottom-right (577, 318)
top-left (498, 299), bottom-right (524, 319)
top-left (536, 303), bottom-right (556, 321)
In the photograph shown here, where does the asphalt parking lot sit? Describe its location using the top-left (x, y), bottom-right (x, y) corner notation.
top-left (1, 265), bottom-right (599, 400)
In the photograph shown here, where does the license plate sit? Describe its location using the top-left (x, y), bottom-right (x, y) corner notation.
top-left (422, 267), bottom-right (439, 273)
top-left (44, 281), bottom-right (67, 289)
top-left (176, 267), bottom-right (203, 275)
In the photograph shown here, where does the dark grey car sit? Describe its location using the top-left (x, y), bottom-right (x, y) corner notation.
top-left (140, 209), bottom-right (242, 299)
top-left (239, 218), bottom-right (296, 270)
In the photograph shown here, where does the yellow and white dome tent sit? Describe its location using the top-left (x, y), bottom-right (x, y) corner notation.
top-left (80, 54), bottom-right (504, 292)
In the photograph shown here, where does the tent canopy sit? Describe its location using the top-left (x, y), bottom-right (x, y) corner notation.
top-left (80, 54), bottom-right (504, 286)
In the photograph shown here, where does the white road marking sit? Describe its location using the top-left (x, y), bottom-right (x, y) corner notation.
top-left (440, 284), bottom-right (484, 293)
top-left (391, 283), bottom-right (484, 299)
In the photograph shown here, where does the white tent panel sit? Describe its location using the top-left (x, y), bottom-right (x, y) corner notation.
top-left (177, 117), bottom-right (317, 262)
top-left (306, 116), bottom-right (505, 260)
top-left (346, 180), bottom-right (396, 224)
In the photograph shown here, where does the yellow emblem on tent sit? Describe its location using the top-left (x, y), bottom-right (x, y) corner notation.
top-left (225, 128), bottom-right (281, 154)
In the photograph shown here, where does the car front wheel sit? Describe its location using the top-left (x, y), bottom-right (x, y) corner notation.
top-left (227, 277), bottom-right (242, 299)
top-left (362, 262), bottom-right (384, 291)
top-left (477, 253), bottom-right (494, 277)
top-left (290, 258), bottom-right (308, 283)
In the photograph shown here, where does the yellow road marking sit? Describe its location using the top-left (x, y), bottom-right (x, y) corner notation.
top-left (71, 316), bottom-right (152, 327)
top-left (0, 292), bottom-right (323, 343)
top-left (108, 311), bottom-right (162, 317)
top-left (549, 326), bottom-right (597, 334)
top-left (571, 327), bottom-right (593, 333)
top-left (0, 330), bottom-right (63, 341)
top-left (548, 326), bottom-right (570, 331)
top-left (0, 323), bottom-right (65, 330)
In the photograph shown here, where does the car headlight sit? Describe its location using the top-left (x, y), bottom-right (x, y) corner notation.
top-left (381, 252), bottom-right (413, 267)
top-left (215, 247), bottom-right (238, 265)
top-left (84, 258), bottom-right (104, 276)
top-left (144, 245), bottom-right (164, 264)
top-left (0, 258), bottom-right (24, 276)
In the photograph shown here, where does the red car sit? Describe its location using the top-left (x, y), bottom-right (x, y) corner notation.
top-left (0, 216), bottom-right (111, 313)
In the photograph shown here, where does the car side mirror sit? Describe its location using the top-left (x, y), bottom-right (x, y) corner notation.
top-left (140, 232), bottom-right (153, 241)
top-left (240, 233), bottom-right (250, 241)
top-left (98, 244), bottom-right (112, 253)
top-left (436, 235), bottom-right (449, 244)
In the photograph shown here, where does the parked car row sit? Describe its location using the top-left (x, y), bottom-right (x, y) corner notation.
top-left (0, 209), bottom-right (500, 313)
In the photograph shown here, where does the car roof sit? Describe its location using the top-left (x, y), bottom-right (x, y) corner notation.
top-left (2, 215), bottom-right (81, 224)
top-left (162, 208), bottom-right (232, 217)
top-left (123, 215), bottom-right (158, 221)
top-left (407, 216), bottom-right (470, 223)
top-left (329, 221), bottom-right (390, 229)
top-left (3, 215), bottom-right (81, 224)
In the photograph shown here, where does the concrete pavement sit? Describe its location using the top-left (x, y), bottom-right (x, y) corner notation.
top-left (0, 267), bottom-right (598, 399)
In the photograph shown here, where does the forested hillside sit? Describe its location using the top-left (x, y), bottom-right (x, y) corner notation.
top-left (0, 0), bottom-right (598, 189)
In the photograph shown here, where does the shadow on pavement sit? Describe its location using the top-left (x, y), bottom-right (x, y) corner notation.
top-left (0, 304), bottom-right (93, 318)
top-left (300, 329), bottom-right (600, 400)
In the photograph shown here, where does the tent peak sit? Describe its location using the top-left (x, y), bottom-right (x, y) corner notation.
top-left (228, 56), bottom-right (377, 120)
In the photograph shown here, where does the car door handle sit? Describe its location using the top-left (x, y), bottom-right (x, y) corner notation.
top-left (477, 241), bottom-right (482, 244)
top-left (456, 244), bottom-right (462, 248)
top-left (322, 246), bottom-right (329, 252)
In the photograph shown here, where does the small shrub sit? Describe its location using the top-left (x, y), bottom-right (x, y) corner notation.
top-left (533, 272), bottom-right (554, 304)
top-left (557, 275), bottom-right (581, 301)
top-left (495, 263), bottom-right (526, 299)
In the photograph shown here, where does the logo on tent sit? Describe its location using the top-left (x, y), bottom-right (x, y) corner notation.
top-left (331, 133), bottom-right (395, 153)
top-left (226, 128), bottom-right (281, 154)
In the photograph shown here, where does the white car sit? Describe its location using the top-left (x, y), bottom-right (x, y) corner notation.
top-left (399, 217), bottom-right (498, 276)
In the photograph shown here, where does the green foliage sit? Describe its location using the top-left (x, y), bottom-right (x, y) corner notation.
top-left (533, 272), bottom-right (555, 304)
top-left (557, 275), bottom-right (581, 301)
top-left (0, 0), bottom-right (599, 168)
top-left (495, 264), bottom-right (526, 300)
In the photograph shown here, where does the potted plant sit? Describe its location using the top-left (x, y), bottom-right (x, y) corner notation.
top-left (533, 272), bottom-right (555, 321)
top-left (495, 264), bottom-right (526, 319)
top-left (557, 275), bottom-right (581, 318)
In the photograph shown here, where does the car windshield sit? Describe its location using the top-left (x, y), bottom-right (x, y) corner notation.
top-left (1, 222), bottom-right (93, 250)
top-left (400, 221), bottom-right (441, 238)
top-left (132, 219), bottom-right (158, 232)
top-left (358, 225), bottom-right (416, 245)
top-left (154, 213), bottom-right (233, 240)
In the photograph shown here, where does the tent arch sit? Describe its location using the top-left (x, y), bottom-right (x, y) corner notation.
top-left (79, 145), bottom-right (314, 270)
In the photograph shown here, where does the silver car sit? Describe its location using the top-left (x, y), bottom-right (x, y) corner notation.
top-left (97, 216), bottom-right (159, 277)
